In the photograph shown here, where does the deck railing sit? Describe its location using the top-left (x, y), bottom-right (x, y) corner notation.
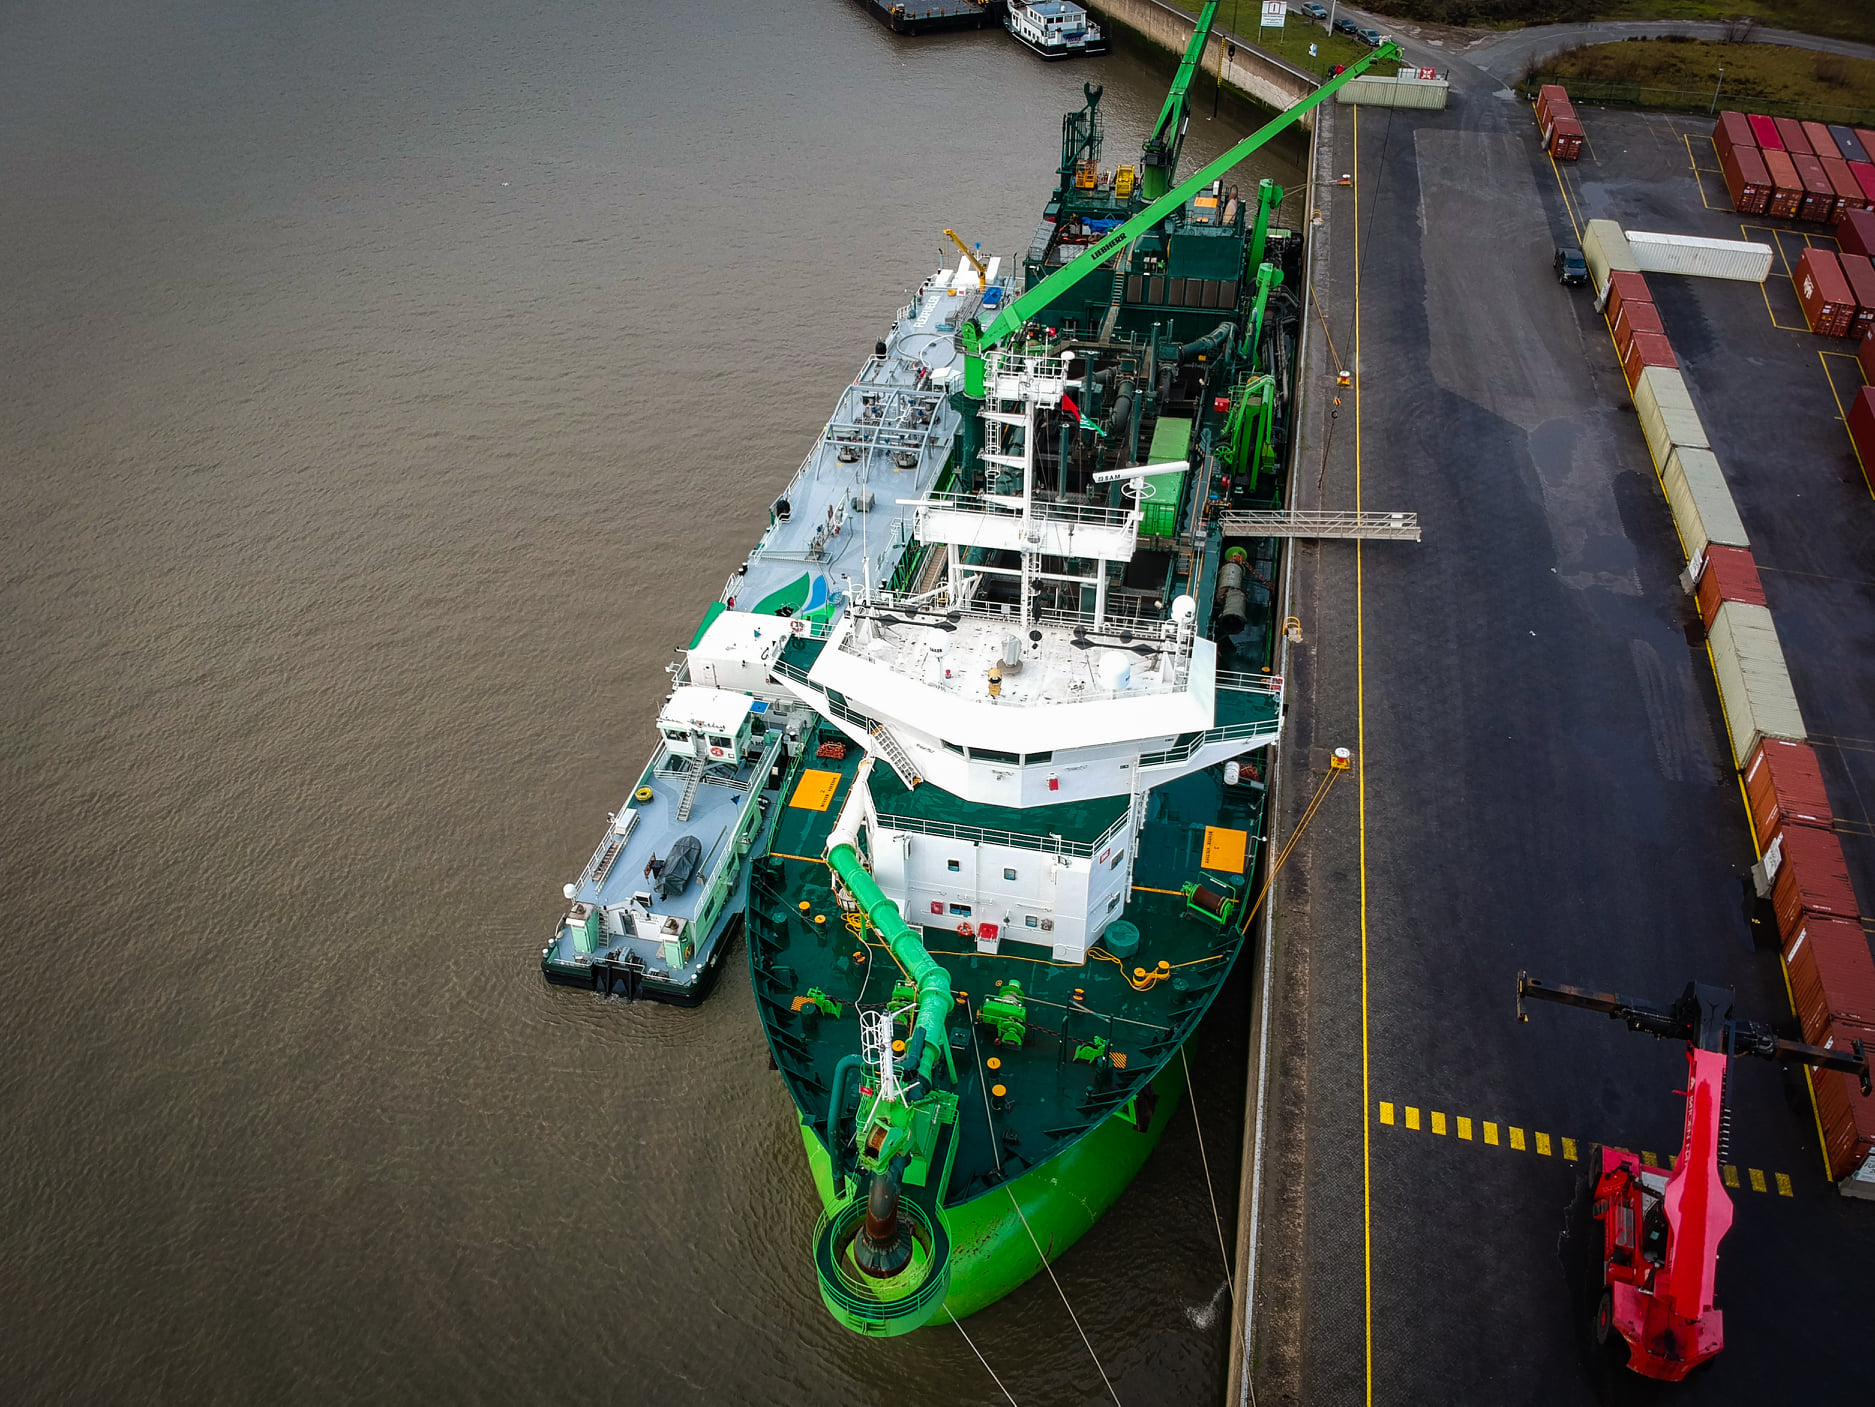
top-left (873, 808), bottom-right (1129, 860)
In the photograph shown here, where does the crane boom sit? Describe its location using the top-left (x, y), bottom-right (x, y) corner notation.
top-left (942, 228), bottom-right (987, 290)
top-left (970, 41), bottom-right (1402, 355)
top-left (1141, 1), bottom-right (1220, 199)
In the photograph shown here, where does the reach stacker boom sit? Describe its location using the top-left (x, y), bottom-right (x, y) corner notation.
top-left (1517, 973), bottom-right (1869, 1382)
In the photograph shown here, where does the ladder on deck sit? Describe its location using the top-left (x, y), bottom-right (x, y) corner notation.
top-left (868, 723), bottom-right (922, 789)
top-left (591, 836), bottom-right (625, 887)
top-left (1216, 509), bottom-right (1421, 541)
top-left (675, 761), bottom-right (707, 822)
top-left (1098, 244), bottom-right (1132, 344)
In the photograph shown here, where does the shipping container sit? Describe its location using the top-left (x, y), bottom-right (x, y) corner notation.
top-left (1861, 330), bottom-right (1875, 384)
top-left (1613, 298), bottom-right (1665, 357)
top-left (1603, 270), bottom-right (1652, 326)
top-left (1793, 247), bottom-right (1857, 337)
top-left (1809, 1044), bottom-right (1875, 1184)
top-left (1712, 110), bottom-right (1754, 154)
top-left (1707, 598), bottom-right (1806, 769)
top-left (1744, 738), bottom-right (1835, 851)
top-left (1720, 142), bottom-right (1772, 215)
top-left (1830, 124), bottom-right (1872, 164)
top-left (1624, 230), bottom-right (1773, 282)
top-left (1662, 445), bottom-right (1749, 559)
top-left (1770, 809), bottom-right (1857, 937)
top-left (1842, 207), bottom-right (1875, 258)
top-left (1782, 916), bottom-right (1875, 1045)
top-left (1858, 128), bottom-right (1875, 159)
top-left (1791, 153), bottom-right (1837, 222)
top-left (1633, 365), bottom-right (1707, 463)
top-left (1854, 162), bottom-right (1875, 207)
top-left (1534, 84), bottom-right (1567, 128)
top-left (1802, 121), bottom-right (1837, 159)
top-left (1546, 115), bottom-right (1583, 161)
top-left (1748, 113), bottom-right (1783, 149)
top-left (1774, 116), bottom-right (1812, 155)
top-left (1622, 330), bottom-right (1677, 389)
top-left (1850, 387), bottom-right (1875, 494)
top-left (1839, 253), bottom-right (1875, 341)
top-left (1820, 156), bottom-right (1870, 222)
top-left (1582, 219), bottom-right (1639, 295)
top-left (1760, 147), bottom-right (1804, 218)
top-left (1694, 541), bottom-right (1766, 630)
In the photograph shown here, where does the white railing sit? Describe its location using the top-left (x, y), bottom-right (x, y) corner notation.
top-left (874, 808), bottom-right (1130, 860)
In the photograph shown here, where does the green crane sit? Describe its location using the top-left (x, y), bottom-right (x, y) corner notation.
top-left (965, 39), bottom-right (1402, 378)
top-left (1140, 1), bottom-right (1221, 201)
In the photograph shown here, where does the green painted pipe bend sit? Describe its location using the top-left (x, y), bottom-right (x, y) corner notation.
top-left (825, 840), bottom-right (952, 1084)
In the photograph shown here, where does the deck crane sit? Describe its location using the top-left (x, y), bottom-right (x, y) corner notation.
top-left (1517, 973), bottom-right (1870, 1382)
top-left (964, 37), bottom-right (1403, 382)
top-left (942, 228), bottom-right (988, 290)
top-left (1140, 1), bottom-right (1221, 201)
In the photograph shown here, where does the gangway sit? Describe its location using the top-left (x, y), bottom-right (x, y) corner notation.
top-left (1216, 509), bottom-right (1421, 541)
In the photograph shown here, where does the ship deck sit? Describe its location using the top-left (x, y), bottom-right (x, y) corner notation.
top-left (749, 722), bottom-right (1267, 1208)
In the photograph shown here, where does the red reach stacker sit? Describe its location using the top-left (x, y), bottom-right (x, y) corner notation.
top-left (1516, 975), bottom-right (1870, 1382)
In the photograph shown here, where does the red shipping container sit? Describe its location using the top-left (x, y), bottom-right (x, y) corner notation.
top-left (1783, 916), bottom-right (1875, 1044)
top-left (1613, 298), bottom-right (1665, 357)
top-left (1603, 271), bottom-right (1651, 328)
top-left (1820, 156), bottom-right (1870, 222)
top-left (1694, 542), bottom-right (1766, 630)
top-left (1861, 330), bottom-right (1875, 384)
top-left (1839, 253), bottom-right (1875, 341)
top-left (1720, 143), bottom-right (1771, 215)
top-left (1841, 207), bottom-right (1875, 258)
top-left (1808, 1020), bottom-right (1875, 1182)
top-left (1744, 738), bottom-right (1835, 851)
top-left (1712, 110), bottom-right (1754, 154)
top-left (1761, 147), bottom-right (1804, 218)
top-left (1775, 116), bottom-right (1812, 155)
top-left (1857, 128), bottom-right (1875, 158)
top-left (1749, 114), bottom-right (1783, 149)
top-left (1802, 120), bottom-right (1837, 158)
top-left (1850, 386), bottom-right (1875, 496)
top-left (1621, 331), bottom-right (1676, 387)
top-left (1794, 247), bottom-right (1856, 337)
top-left (1535, 84), bottom-right (1567, 129)
top-left (1772, 823), bottom-right (1862, 942)
top-left (1547, 115), bottom-right (1583, 161)
top-left (1852, 163), bottom-right (1875, 209)
top-left (1791, 153), bottom-right (1837, 222)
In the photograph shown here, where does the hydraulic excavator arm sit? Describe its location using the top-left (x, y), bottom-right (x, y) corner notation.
top-left (970, 41), bottom-right (1402, 356)
top-left (1140, 1), bottom-right (1220, 200)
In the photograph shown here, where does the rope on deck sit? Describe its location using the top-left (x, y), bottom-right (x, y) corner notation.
top-left (1006, 1186), bottom-right (1122, 1406)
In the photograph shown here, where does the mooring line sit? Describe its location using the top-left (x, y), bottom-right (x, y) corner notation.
top-left (1181, 1045), bottom-right (1235, 1304)
top-left (1006, 1187), bottom-right (1121, 1405)
top-left (946, 1307), bottom-right (1020, 1407)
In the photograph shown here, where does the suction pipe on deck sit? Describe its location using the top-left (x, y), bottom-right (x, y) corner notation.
top-left (1174, 321), bottom-right (1236, 363)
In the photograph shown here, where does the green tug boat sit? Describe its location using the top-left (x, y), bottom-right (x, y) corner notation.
top-left (732, 18), bottom-right (1403, 1334)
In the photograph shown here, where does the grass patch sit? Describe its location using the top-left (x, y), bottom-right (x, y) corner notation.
top-left (1159, 2), bottom-right (1383, 79)
top-left (1536, 37), bottom-right (1875, 124)
top-left (1587, 2), bottom-right (1870, 47)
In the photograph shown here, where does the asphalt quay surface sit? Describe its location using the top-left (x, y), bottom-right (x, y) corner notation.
top-left (1252, 80), bottom-right (1875, 1407)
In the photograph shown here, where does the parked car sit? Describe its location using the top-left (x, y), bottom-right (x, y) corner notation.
top-left (1298, 3), bottom-right (1329, 18)
top-left (1554, 245), bottom-right (1589, 287)
top-left (1333, 16), bottom-right (1360, 36)
top-left (1355, 27), bottom-right (1384, 46)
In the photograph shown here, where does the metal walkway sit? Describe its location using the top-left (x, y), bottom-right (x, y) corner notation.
top-left (1217, 509), bottom-right (1421, 540)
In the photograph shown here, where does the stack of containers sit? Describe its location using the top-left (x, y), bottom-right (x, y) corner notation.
top-left (1708, 598), bottom-right (1807, 769)
top-left (1692, 543), bottom-right (1766, 629)
top-left (1714, 111), bottom-right (1773, 215)
top-left (1719, 113), bottom-right (1875, 222)
top-left (1793, 247), bottom-right (1858, 336)
top-left (1791, 151), bottom-right (1838, 223)
top-left (1744, 738), bottom-right (1835, 851)
top-left (1839, 253), bottom-right (1875, 341)
top-left (1535, 84), bottom-right (1584, 159)
top-left (1763, 146), bottom-right (1806, 218)
top-left (1845, 209), bottom-right (1875, 258)
top-left (1849, 382), bottom-right (1875, 493)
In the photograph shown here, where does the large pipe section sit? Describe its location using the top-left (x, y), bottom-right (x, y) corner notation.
top-left (824, 758), bottom-right (952, 1086)
top-left (1174, 321), bottom-right (1236, 363)
top-left (1216, 546), bottom-right (1250, 635)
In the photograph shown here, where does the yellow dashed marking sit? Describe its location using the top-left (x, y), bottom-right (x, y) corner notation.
top-left (1457, 1116), bottom-right (1473, 1141)
top-left (1405, 1106), bottom-right (1420, 1131)
top-left (1379, 1102), bottom-right (1394, 1126)
top-left (1483, 1122), bottom-right (1500, 1146)
top-left (1775, 1172), bottom-right (1793, 1197)
top-left (1642, 1150), bottom-right (1659, 1167)
top-left (1562, 1137), bottom-right (1578, 1162)
top-left (1509, 1127), bottom-right (1527, 1152)
top-left (1430, 1111), bottom-right (1447, 1136)
top-left (1535, 1132), bottom-right (1553, 1157)
top-left (1722, 1164), bottom-right (1741, 1188)
top-left (1749, 1167), bottom-right (1768, 1193)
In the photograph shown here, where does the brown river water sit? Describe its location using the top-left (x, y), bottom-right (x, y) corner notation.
top-left (0, 2), bottom-right (1305, 1400)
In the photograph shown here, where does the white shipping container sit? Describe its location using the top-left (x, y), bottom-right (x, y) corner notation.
top-left (1584, 219), bottom-right (1639, 298)
top-left (1707, 600), bottom-right (1806, 765)
top-left (1633, 365), bottom-right (1710, 463)
top-left (1661, 445), bottom-right (1749, 559)
top-left (1625, 231), bottom-right (1773, 283)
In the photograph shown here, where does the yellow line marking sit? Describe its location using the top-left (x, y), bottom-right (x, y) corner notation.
top-left (1509, 1126), bottom-right (1527, 1152)
top-left (1431, 1111), bottom-right (1448, 1136)
top-left (1817, 349), bottom-right (1874, 496)
top-left (1562, 1137), bottom-right (1578, 1162)
top-left (1405, 1105), bottom-right (1420, 1131)
top-left (1379, 1101), bottom-right (1394, 1126)
top-left (1776, 1172), bottom-right (1794, 1197)
top-left (1484, 1121), bottom-right (1500, 1146)
top-left (1643, 1150), bottom-right (1659, 1167)
top-left (1722, 1163), bottom-right (1741, 1188)
top-left (1353, 102), bottom-right (1375, 1407)
top-left (1749, 1167), bottom-right (1768, 1193)
top-left (1457, 1116), bottom-right (1473, 1141)
top-left (1535, 1132), bottom-right (1553, 1157)
top-left (1545, 146), bottom-right (1582, 242)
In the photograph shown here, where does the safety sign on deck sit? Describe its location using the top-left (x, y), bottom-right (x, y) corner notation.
top-left (789, 770), bottom-right (843, 812)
